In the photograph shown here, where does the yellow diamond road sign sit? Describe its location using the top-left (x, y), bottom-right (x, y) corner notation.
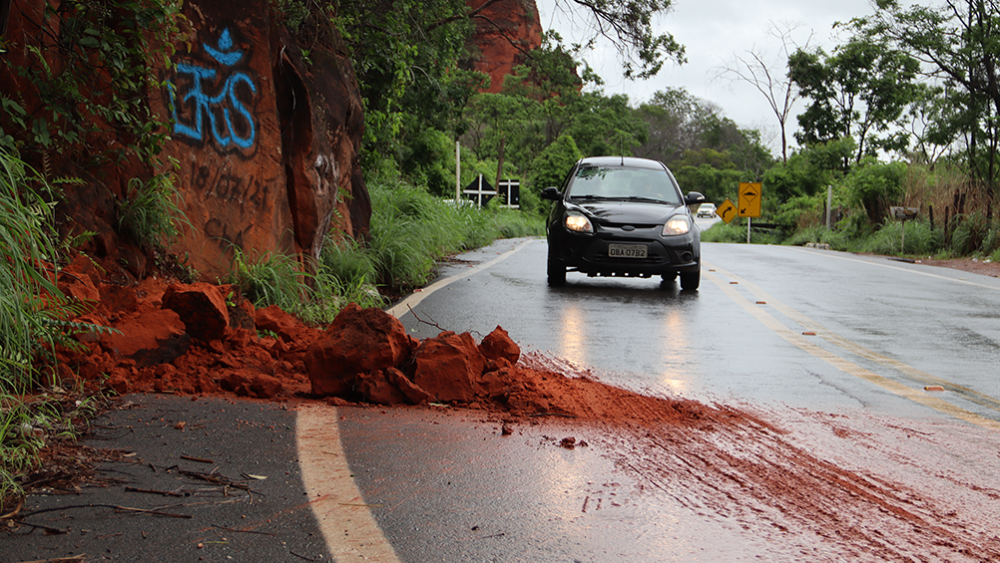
top-left (716, 198), bottom-right (737, 223)
top-left (738, 182), bottom-right (762, 218)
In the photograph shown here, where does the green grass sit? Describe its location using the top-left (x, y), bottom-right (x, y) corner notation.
top-left (116, 171), bottom-right (189, 251)
top-left (366, 180), bottom-right (542, 292)
top-left (700, 220), bottom-right (784, 245)
top-left (861, 220), bottom-right (943, 257)
top-left (222, 179), bottom-right (545, 324)
top-left (0, 147), bottom-right (112, 509)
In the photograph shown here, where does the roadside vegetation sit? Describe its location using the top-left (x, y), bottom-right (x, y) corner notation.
top-left (6, 0), bottom-right (1000, 510)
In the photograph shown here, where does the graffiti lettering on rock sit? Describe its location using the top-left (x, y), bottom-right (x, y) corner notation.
top-left (193, 165), bottom-right (269, 208)
top-left (169, 28), bottom-right (258, 154)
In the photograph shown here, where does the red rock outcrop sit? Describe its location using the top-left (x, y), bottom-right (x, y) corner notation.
top-left (465, 0), bottom-right (544, 93)
top-left (0, 0), bottom-right (368, 282)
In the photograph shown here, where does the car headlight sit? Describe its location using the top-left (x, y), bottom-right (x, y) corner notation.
top-left (564, 212), bottom-right (594, 233)
top-left (662, 216), bottom-right (690, 236)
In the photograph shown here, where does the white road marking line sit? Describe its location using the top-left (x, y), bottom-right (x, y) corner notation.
top-left (298, 238), bottom-right (533, 560)
top-left (789, 246), bottom-right (1000, 291)
top-left (297, 404), bottom-right (402, 562)
top-left (386, 238), bottom-right (535, 319)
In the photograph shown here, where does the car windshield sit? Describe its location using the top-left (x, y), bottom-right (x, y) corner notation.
top-left (567, 166), bottom-right (682, 205)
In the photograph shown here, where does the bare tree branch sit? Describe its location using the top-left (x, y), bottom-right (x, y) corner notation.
top-left (713, 22), bottom-right (812, 162)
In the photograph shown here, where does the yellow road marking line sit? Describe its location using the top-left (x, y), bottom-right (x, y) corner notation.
top-left (703, 265), bottom-right (1000, 432)
top-left (297, 405), bottom-right (401, 562)
top-left (708, 262), bottom-right (1000, 414)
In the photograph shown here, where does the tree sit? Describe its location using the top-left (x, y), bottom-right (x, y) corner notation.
top-left (902, 83), bottom-right (962, 166)
top-left (548, 0), bottom-right (686, 79)
top-left (671, 148), bottom-right (744, 204)
top-left (788, 35), bottom-right (920, 165)
top-left (634, 88), bottom-right (773, 177)
top-left (714, 22), bottom-right (811, 163)
top-left (762, 138), bottom-right (855, 204)
top-left (850, 0), bottom-right (1000, 189)
top-left (530, 133), bottom-right (583, 192)
top-left (633, 88), bottom-right (713, 164)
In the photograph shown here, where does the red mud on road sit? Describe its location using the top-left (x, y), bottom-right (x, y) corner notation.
top-left (48, 257), bottom-right (1000, 561)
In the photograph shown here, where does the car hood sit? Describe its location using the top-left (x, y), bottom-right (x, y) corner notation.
top-left (574, 200), bottom-right (685, 225)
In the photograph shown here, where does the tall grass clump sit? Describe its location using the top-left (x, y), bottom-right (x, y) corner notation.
top-left (116, 172), bottom-right (188, 251)
top-left (784, 225), bottom-right (852, 251)
top-left (0, 147), bottom-right (93, 508)
top-left (221, 179), bottom-right (543, 323)
top-left (223, 247), bottom-right (310, 313)
top-left (0, 148), bottom-right (60, 392)
top-left (700, 220), bottom-right (747, 243)
top-left (367, 180), bottom-right (542, 292)
top-left (861, 219), bottom-right (942, 256)
top-left (949, 211), bottom-right (993, 256)
top-left (318, 236), bottom-right (386, 309)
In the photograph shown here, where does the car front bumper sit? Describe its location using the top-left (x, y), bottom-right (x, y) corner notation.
top-left (547, 226), bottom-right (700, 276)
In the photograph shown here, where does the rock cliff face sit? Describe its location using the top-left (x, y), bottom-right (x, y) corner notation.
top-left (1, 0), bottom-right (368, 281)
top-left (161, 0), bottom-right (369, 277)
top-left (465, 0), bottom-right (544, 93)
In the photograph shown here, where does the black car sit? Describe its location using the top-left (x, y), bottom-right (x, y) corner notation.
top-left (541, 156), bottom-right (705, 290)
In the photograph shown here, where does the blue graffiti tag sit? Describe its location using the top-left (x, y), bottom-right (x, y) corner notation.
top-left (169, 28), bottom-right (257, 150)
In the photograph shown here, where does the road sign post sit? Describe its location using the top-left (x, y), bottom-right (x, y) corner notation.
top-left (716, 199), bottom-right (737, 223)
top-left (738, 182), bottom-right (762, 244)
top-left (890, 206), bottom-right (919, 253)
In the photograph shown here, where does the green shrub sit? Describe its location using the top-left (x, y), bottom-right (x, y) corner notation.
top-left (844, 159), bottom-right (908, 224)
top-left (950, 211), bottom-right (993, 255)
top-left (862, 219), bottom-right (942, 256)
top-left (117, 172), bottom-right (188, 251)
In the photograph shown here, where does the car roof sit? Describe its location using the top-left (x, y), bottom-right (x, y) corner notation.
top-left (577, 156), bottom-right (668, 171)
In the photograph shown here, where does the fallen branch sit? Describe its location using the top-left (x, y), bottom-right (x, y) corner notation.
top-left (211, 524), bottom-right (277, 536)
top-left (178, 469), bottom-right (251, 491)
top-left (19, 503), bottom-right (192, 519)
top-left (125, 486), bottom-right (186, 497)
top-left (12, 556), bottom-right (86, 562)
top-left (9, 519), bottom-right (70, 535)
top-left (0, 495), bottom-right (24, 519)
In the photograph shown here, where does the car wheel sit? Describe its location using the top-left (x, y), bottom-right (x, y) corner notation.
top-left (547, 258), bottom-right (566, 287)
top-left (680, 270), bottom-right (700, 291)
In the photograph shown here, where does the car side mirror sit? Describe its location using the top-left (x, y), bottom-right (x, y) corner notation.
top-left (541, 187), bottom-right (562, 201)
top-left (684, 191), bottom-right (706, 211)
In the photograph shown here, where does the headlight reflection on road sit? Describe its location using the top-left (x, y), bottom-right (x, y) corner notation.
top-left (558, 302), bottom-right (588, 368)
top-left (659, 307), bottom-right (691, 395)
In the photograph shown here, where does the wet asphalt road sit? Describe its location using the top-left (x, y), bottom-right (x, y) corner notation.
top-left (396, 231), bottom-right (1000, 425)
top-left (8, 228), bottom-right (1000, 562)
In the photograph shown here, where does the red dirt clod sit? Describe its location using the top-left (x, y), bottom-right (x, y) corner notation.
top-left (162, 283), bottom-right (230, 342)
top-left (412, 331), bottom-right (486, 403)
top-left (304, 304), bottom-right (418, 397)
top-left (479, 326), bottom-right (520, 365)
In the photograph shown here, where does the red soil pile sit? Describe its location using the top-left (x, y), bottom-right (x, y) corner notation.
top-left (49, 254), bottom-right (706, 426)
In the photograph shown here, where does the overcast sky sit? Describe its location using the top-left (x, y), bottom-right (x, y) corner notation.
top-left (536, 0), bottom-right (883, 154)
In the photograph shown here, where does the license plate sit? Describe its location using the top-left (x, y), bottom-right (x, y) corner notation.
top-left (608, 243), bottom-right (647, 258)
